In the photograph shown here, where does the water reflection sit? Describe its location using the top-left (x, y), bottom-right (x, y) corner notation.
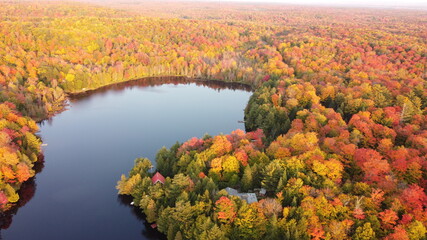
top-left (0, 155), bottom-right (44, 237)
top-left (0, 179), bottom-right (36, 230)
top-left (68, 77), bottom-right (253, 100)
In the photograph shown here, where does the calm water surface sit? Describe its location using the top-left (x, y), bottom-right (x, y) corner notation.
top-left (3, 80), bottom-right (251, 239)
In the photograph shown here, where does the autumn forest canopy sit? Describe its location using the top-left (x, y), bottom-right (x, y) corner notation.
top-left (0, 1), bottom-right (426, 239)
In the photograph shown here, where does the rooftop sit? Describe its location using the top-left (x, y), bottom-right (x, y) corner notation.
top-left (224, 187), bottom-right (258, 204)
top-left (151, 172), bottom-right (165, 184)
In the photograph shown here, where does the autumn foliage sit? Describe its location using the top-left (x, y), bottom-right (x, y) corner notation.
top-left (116, 2), bottom-right (426, 238)
top-left (0, 0), bottom-right (426, 239)
top-left (0, 102), bottom-right (40, 211)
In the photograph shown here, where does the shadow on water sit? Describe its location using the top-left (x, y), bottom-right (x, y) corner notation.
top-left (118, 195), bottom-right (167, 240)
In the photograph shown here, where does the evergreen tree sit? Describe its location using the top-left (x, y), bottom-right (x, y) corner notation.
top-left (261, 161), bottom-right (283, 192)
top-left (241, 165), bottom-right (253, 192)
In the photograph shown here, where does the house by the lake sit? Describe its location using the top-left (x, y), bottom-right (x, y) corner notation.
top-left (151, 172), bottom-right (165, 184)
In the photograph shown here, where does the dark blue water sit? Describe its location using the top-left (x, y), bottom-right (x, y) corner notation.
top-left (2, 79), bottom-right (251, 239)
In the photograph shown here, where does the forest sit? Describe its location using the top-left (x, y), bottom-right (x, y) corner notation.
top-left (0, 1), bottom-right (426, 239)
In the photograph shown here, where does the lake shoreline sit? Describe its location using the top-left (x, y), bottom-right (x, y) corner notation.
top-left (36, 76), bottom-right (253, 124)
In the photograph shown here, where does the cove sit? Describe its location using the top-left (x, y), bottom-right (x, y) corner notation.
top-left (2, 78), bottom-right (252, 240)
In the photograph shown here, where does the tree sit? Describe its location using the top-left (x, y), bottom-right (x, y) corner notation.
top-left (222, 155), bottom-right (240, 174)
top-left (116, 174), bottom-right (141, 195)
top-left (156, 146), bottom-right (178, 177)
top-left (400, 184), bottom-right (427, 221)
top-left (384, 226), bottom-right (409, 240)
top-left (141, 197), bottom-right (157, 222)
top-left (166, 174), bottom-right (193, 203)
top-left (192, 215), bottom-right (225, 240)
top-left (16, 162), bottom-right (32, 182)
top-left (286, 132), bottom-right (318, 155)
top-left (406, 221), bottom-right (427, 240)
top-left (211, 136), bottom-right (233, 156)
top-left (354, 149), bottom-right (391, 185)
top-left (258, 198), bottom-right (283, 218)
top-left (232, 204), bottom-right (267, 239)
top-left (379, 209), bottom-right (398, 230)
top-left (215, 196), bottom-right (237, 224)
top-left (399, 96), bottom-right (422, 123)
top-left (241, 165), bottom-right (253, 192)
top-left (174, 231), bottom-right (183, 240)
top-left (129, 158), bottom-right (153, 177)
top-left (353, 223), bottom-right (376, 240)
top-left (261, 160), bottom-right (283, 192)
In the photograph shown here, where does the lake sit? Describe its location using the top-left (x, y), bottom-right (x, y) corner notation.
top-left (2, 78), bottom-right (252, 239)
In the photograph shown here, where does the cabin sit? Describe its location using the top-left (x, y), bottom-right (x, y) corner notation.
top-left (239, 193), bottom-right (258, 204)
top-left (224, 187), bottom-right (258, 204)
top-left (151, 172), bottom-right (165, 185)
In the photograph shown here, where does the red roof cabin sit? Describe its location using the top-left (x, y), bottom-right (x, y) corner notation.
top-left (151, 172), bottom-right (165, 184)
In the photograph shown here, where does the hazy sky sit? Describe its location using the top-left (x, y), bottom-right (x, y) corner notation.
top-left (213, 0), bottom-right (427, 7)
